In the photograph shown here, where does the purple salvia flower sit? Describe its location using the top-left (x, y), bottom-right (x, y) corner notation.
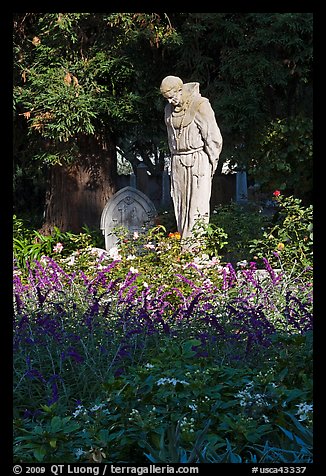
top-left (184, 262), bottom-right (207, 279)
top-left (83, 300), bottom-right (100, 330)
top-left (23, 408), bottom-right (43, 419)
top-left (222, 263), bottom-right (237, 290)
top-left (262, 257), bottom-right (281, 285)
top-left (14, 293), bottom-right (24, 313)
top-left (240, 268), bottom-right (261, 290)
top-left (120, 285), bottom-right (138, 305)
top-left (36, 286), bottom-right (47, 305)
top-left (13, 273), bottom-right (29, 295)
top-left (46, 257), bottom-right (74, 284)
top-left (35, 313), bottom-right (63, 342)
top-left (61, 347), bottom-right (84, 363)
top-left (182, 293), bottom-right (203, 319)
top-left (33, 260), bottom-right (53, 289)
top-left (94, 261), bottom-right (120, 283)
top-left (25, 368), bottom-right (46, 383)
top-left (80, 270), bottom-right (90, 286)
top-left (284, 292), bottom-right (313, 333)
top-left (47, 374), bottom-right (62, 405)
top-left (249, 261), bottom-right (257, 271)
top-left (175, 273), bottom-right (199, 290)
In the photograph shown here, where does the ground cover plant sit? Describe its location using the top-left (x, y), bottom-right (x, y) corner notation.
top-left (13, 193), bottom-right (313, 463)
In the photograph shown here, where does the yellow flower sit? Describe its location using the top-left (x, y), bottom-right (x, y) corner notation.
top-left (277, 242), bottom-right (285, 251)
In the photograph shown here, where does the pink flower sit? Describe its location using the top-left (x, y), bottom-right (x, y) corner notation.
top-left (53, 242), bottom-right (63, 253)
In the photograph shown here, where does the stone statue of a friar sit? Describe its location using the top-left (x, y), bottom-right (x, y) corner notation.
top-left (160, 76), bottom-right (223, 249)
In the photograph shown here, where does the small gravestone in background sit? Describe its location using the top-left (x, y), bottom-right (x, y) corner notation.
top-left (236, 170), bottom-right (248, 203)
top-left (100, 186), bottom-right (157, 250)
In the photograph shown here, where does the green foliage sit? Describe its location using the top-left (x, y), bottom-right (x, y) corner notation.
top-left (251, 413), bottom-right (313, 463)
top-left (249, 193), bottom-right (313, 270)
top-left (13, 13), bottom-right (177, 164)
top-left (210, 202), bottom-right (270, 265)
top-left (14, 334), bottom-right (312, 463)
top-left (13, 215), bottom-right (102, 272)
top-left (174, 13), bottom-right (312, 181)
top-left (215, 14), bottom-right (312, 161)
top-left (182, 220), bottom-right (228, 258)
top-left (250, 116), bottom-right (313, 200)
top-left (14, 406), bottom-right (81, 463)
top-left (14, 189), bottom-right (313, 280)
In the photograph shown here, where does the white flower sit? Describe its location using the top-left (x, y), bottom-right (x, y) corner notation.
top-left (296, 402), bottom-right (313, 413)
top-left (108, 246), bottom-right (122, 260)
top-left (126, 254), bottom-right (136, 260)
top-left (203, 278), bottom-right (212, 287)
top-left (129, 266), bottom-right (138, 274)
top-left (156, 377), bottom-right (189, 386)
top-left (237, 260), bottom-right (248, 268)
top-left (74, 448), bottom-right (85, 458)
top-left (40, 255), bottom-right (48, 265)
top-left (66, 255), bottom-right (75, 266)
top-left (90, 403), bottom-right (106, 412)
top-left (296, 402), bottom-right (313, 421)
top-left (72, 405), bottom-right (86, 418)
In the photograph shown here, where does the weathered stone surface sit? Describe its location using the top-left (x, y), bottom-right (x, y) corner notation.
top-left (100, 186), bottom-right (157, 250)
top-left (160, 75), bottom-right (223, 246)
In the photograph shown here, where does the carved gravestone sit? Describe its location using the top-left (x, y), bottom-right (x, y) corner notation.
top-left (100, 186), bottom-right (157, 250)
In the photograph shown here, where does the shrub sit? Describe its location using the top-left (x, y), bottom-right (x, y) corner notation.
top-left (249, 192), bottom-right (313, 270)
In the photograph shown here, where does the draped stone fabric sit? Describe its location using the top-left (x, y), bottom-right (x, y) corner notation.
top-left (162, 80), bottom-right (223, 245)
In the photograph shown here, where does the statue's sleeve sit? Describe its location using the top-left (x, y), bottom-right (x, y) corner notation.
top-left (195, 99), bottom-right (223, 173)
top-left (164, 104), bottom-right (174, 154)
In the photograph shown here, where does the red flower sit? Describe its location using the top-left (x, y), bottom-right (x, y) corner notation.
top-left (273, 190), bottom-right (281, 197)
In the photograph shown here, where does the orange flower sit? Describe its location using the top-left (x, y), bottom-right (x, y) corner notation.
top-left (168, 232), bottom-right (181, 239)
top-left (277, 242), bottom-right (285, 251)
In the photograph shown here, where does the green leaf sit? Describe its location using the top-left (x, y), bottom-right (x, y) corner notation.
top-left (182, 339), bottom-right (201, 357)
top-left (278, 425), bottom-right (295, 441)
top-left (33, 446), bottom-right (47, 462)
top-left (98, 429), bottom-right (110, 444)
top-left (50, 416), bottom-right (63, 433)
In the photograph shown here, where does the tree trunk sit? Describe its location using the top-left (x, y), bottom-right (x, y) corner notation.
top-left (40, 135), bottom-right (117, 234)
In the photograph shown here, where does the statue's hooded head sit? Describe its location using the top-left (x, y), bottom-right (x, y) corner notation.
top-left (160, 76), bottom-right (183, 106)
top-left (160, 76), bottom-right (183, 95)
